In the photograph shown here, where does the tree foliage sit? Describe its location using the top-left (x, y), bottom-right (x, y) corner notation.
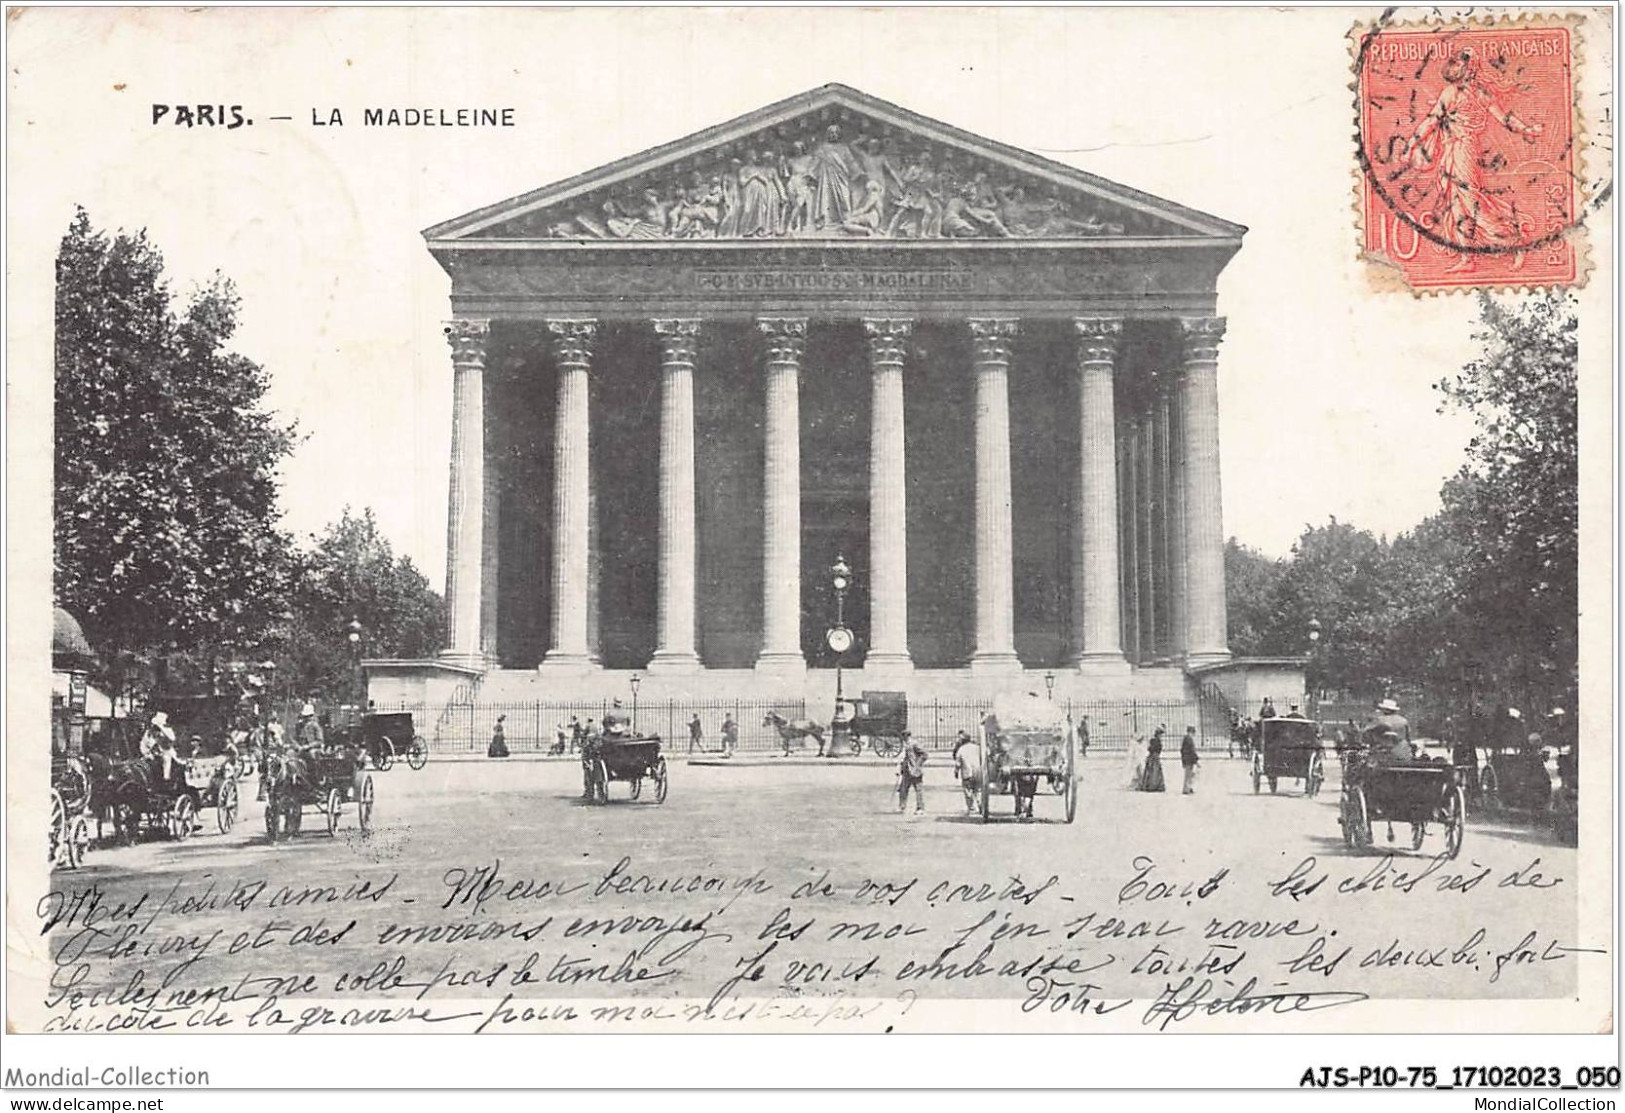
top-left (54, 208), bottom-right (295, 659)
top-left (277, 508), bottom-right (446, 701)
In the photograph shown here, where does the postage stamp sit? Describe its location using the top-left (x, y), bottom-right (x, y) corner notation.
top-left (1354, 16), bottom-right (1584, 292)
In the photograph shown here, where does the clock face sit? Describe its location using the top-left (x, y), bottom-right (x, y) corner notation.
top-left (826, 626), bottom-right (854, 653)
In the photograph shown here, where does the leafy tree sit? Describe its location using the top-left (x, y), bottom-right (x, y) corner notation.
top-left (278, 508), bottom-right (445, 701)
top-left (54, 208), bottom-right (295, 663)
top-left (1224, 538), bottom-right (1287, 657)
top-left (1267, 518), bottom-right (1397, 696)
top-left (1434, 292), bottom-right (1578, 710)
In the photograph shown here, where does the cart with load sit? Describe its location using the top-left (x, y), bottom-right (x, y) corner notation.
top-left (1252, 714), bottom-right (1326, 797)
top-left (1339, 750), bottom-right (1468, 858)
top-left (263, 746), bottom-right (375, 840)
top-left (582, 724), bottom-right (668, 805)
top-left (970, 694), bottom-right (1077, 823)
top-left (849, 691), bottom-right (908, 758)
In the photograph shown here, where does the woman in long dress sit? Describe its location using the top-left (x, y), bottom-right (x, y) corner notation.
top-left (1140, 727), bottom-right (1167, 793)
top-left (1125, 733), bottom-right (1146, 789)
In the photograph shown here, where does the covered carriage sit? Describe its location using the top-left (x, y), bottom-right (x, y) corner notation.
top-left (328, 708), bottom-right (428, 771)
top-left (1252, 715), bottom-right (1326, 797)
top-left (581, 723), bottom-right (669, 805)
top-left (849, 690), bottom-right (908, 758)
top-left (973, 694), bottom-right (1077, 823)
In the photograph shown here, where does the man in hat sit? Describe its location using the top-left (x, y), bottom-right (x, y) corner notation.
top-left (1363, 699), bottom-right (1412, 763)
top-left (140, 711), bottom-right (176, 758)
top-left (720, 713), bottom-right (738, 759)
top-left (294, 702), bottom-right (325, 755)
top-left (687, 714), bottom-right (706, 755)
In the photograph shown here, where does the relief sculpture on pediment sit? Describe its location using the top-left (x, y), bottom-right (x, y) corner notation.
top-left (529, 118), bottom-right (1136, 242)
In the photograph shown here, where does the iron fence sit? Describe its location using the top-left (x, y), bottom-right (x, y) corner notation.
top-left (361, 696), bottom-right (1221, 756)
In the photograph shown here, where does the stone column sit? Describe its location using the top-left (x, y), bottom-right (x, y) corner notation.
top-left (1166, 376), bottom-right (1189, 660)
top-left (755, 318), bottom-right (807, 675)
top-left (1121, 418), bottom-right (1142, 665)
top-left (1179, 317), bottom-right (1231, 666)
top-left (1070, 317), bottom-right (1127, 671)
top-left (540, 319), bottom-right (597, 671)
top-left (1152, 385), bottom-right (1174, 661)
top-left (649, 319), bottom-right (702, 672)
top-left (1137, 412), bottom-right (1158, 664)
top-left (967, 318), bottom-right (1022, 674)
top-left (864, 318), bottom-right (914, 673)
top-left (441, 318), bottom-right (490, 668)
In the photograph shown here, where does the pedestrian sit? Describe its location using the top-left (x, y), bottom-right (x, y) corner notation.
top-left (1126, 732), bottom-right (1146, 789)
top-left (488, 715), bottom-right (509, 758)
top-left (569, 716), bottom-right (584, 754)
top-left (551, 724), bottom-right (568, 755)
top-left (687, 714), bottom-right (705, 754)
top-left (1140, 726), bottom-right (1167, 792)
top-left (1259, 697), bottom-right (1277, 720)
top-left (721, 713), bottom-right (738, 759)
top-left (897, 734), bottom-right (928, 814)
top-left (1076, 717), bottom-right (1091, 760)
top-left (1181, 726), bottom-right (1200, 794)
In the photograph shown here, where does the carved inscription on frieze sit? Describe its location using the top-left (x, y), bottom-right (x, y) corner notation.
top-left (692, 268), bottom-right (976, 293)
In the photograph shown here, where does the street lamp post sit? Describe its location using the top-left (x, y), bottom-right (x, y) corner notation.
top-left (826, 555), bottom-right (854, 758)
top-left (630, 672), bottom-right (641, 731)
top-left (1044, 670), bottom-right (1056, 702)
top-left (346, 617), bottom-right (364, 707)
top-left (1306, 617), bottom-right (1321, 713)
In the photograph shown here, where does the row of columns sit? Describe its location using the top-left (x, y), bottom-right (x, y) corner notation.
top-left (438, 314), bottom-right (1231, 674)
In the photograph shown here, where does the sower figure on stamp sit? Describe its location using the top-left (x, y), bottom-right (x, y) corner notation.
top-left (896, 734), bottom-right (928, 814)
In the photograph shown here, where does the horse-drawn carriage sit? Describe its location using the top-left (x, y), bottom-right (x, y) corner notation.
top-left (848, 691), bottom-right (909, 758)
top-left (1252, 715), bottom-right (1326, 797)
top-left (263, 746), bottom-right (375, 840)
top-left (328, 708), bottom-right (427, 771)
top-left (1477, 740), bottom-right (1558, 814)
top-left (581, 725), bottom-right (669, 805)
top-left (1339, 751), bottom-right (1468, 858)
top-left (962, 695), bottom-right (1077, 823)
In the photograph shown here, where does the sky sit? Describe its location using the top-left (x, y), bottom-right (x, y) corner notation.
top-left (13, 5), bottom-right (1551, 587)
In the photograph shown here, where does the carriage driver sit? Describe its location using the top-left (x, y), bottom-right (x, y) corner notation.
top-left (1363, 699), bottom-right (1412, 763)
top-left (140, 711), bottom-right (176, 758)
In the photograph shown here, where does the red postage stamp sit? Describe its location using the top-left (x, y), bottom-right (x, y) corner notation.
top-left (1354, 17), bottom-right (1582, 292)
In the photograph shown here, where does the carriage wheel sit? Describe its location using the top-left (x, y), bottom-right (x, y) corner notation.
top-left (1443, 785), bottom-right (1465, 860)
top-left (357, 775), bottom-right (375, 832)
top-left (594, 761), bottom-right (610, 805)
top-left (1251, 757), bottom-right (1261, 794)
top-left (169, 796), bottom-right (197, 841)
top-left (1306, 752), bottom-right (1324, 798)
top-left (376, 737), bottom-right (395, 772)
top-left (979, 760), bottom-right (992, 822)
top-left (66, 816), bottom-right (91, 869)
top-left (1063, 730), bottom-right (1078, 825)
top-left (216, 778), bottom-right (239, 834)
top-left (876, 736), bottom-right (903, 759)
top-left (49, 790), bottom-right (67, 866)
top-left (1350, 787), bottom-right (1372, 849)
top-left (325, 788), bottom-right (343, 836)
top-left (1411, 820), bottom-right (1427, 851)
top-left (653, 757), bottom-right (669, 804)
top-left (630, 777), bottom-right (643, 801)
top-left (408, 736), bottom-right (428, 771)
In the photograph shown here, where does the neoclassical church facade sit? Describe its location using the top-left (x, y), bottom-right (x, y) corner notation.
top-left (366, 84), bottom-right (1256, 708)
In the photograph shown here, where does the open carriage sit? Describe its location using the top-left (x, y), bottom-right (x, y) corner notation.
top-left (263, 747), bottom-right (375, 840)
top-left (973, 695), bottom-right (1077, 823)
top-left (582, 728), bottom-right (669, 805)
top-left (1339, 752), bottom-right (1468, 859)
top-left (1252, 715), bottom-right (1326, 797)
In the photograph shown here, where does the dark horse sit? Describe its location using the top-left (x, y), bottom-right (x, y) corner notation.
top-left (261, 748), bottom-right (311, 840)
top-left (83, 752), bottom-right (194, 844)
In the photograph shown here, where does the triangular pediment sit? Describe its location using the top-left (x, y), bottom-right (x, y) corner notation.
top-left (426, 84), bottom-right (1244, 245)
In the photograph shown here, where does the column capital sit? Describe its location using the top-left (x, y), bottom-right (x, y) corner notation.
top-left (443, 318), bottom-right (491, 368)
top-left (756, 316), bottom-right (807, 364)
top-left (546, 318), bottom-right (598, 369)
top-left (968, 317), bottom-right (1019, 366)
top-left (862, 317), bottom-right (914, 368)
top-left (1073, 316), bottom-right (1124, 365)
top-left (1178, 316), bottom-right (1227, 363)
top-left (652, 318), bottom-right (701, 364)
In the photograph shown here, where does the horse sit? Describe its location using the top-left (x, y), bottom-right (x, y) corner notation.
top-left (764, 711), bottom-right (825, 757)
top-left (261, 747), bottom-right (312, 840)
top-left (83, 751), bottom-right (193, 844)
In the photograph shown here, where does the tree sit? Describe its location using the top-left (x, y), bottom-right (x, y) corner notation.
top-left (279, 508), bottom-right (445, 700)
top-left (54, 208), bottom-right (295, 663)
top-left (1224, 538), bottom-right (1287, 657)
top-left (1435, 292), bottom-right (1578, 710)
top-left (1267, 518), bottom-right (1397, 696)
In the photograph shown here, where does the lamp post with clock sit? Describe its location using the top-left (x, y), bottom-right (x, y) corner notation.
top-left (826, 554), bottom-right (856, 758)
